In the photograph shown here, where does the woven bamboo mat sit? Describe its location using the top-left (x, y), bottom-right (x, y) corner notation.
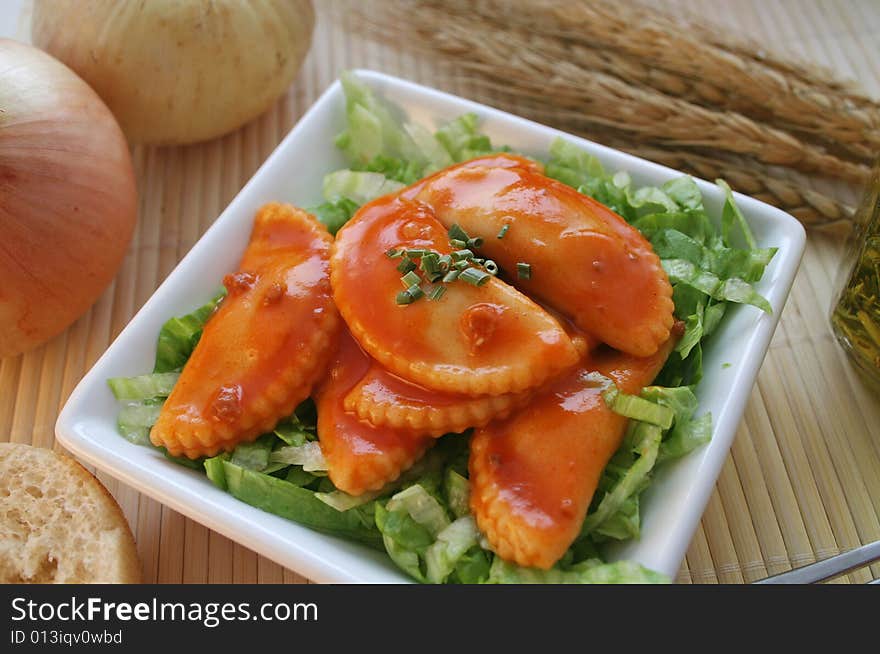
top-left (3, 0), bottom-right (879, 584)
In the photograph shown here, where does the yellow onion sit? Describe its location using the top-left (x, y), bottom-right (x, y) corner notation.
top-left (32, 0), bottom-right (316, 145)
top-left (0, 39), bottom-right (137, 358)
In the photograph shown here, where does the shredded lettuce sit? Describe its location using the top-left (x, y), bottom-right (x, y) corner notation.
top-left (315, 449), bottom-right (450, 511)
top-left (435, 113), bottom-right (498, 162)
top-left (580, 423), bottom-right (663, 541)
top-left (375, 479), bottom-right (485, 584)
top-left (602, 387), bottom-right (675, 429)
top-left (322, 169), bottom-right (405, 206)
top-left (153, 290), bottom-right (225, 374)
top-left (374, 502), bottom-right (432, 582)
top-left (315, 488), bottom-right (385, 511)
top-left (204, 454), bottom-right (228, 489)
top-left (662, 259), bottom-right (772, 313)
top-left (116, 403), bottom-right (161, 446)
top-left (444, 469), bottom-right (471, 519)
top-left (404, 122), bottom-right (455, 172)
top-left (335, 71), bottom-right (420, 165)
top-left (218, 459), bottom-right (383, 548)
top-left (230, 434), bottom-right (275, 471)
top-left (269, 441), bottom-right (327, 472)
top-left (386, 484), bottom-right (451, 537)
top-left (107, 372), bottom-right (179, 401)
top-left (425, 516), bottom-right (481, 583)
top-left (308, 197), bottom-right (358, 235)
top-left (314, 81), bottom-right (509, 239)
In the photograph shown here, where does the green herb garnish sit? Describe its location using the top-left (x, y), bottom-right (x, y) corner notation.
top-left (400, 270), bottom-right (421, 288)
top-left (448, 223), bottom-right (471, 242)
top-left (396, 283), bottom-right (425, 305)
top-left (459, 267), bottom-right (492, 286)
top-left (396, 258), bottom-right (416, 274)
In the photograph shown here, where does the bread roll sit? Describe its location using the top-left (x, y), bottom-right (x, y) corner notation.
top-left (0, 443), bottom-right (141, 583)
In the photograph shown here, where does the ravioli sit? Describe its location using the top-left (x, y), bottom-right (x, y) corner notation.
top-left (330, 194), bottom-right (580, 396)
top-left (469, 327), bottom-right (681, 569)
top-left (343, 362), bottom-right (530, 436)
top-left (315, 329), bottom-right (435, 496)
top-left (151, 203), bottom-right (339, 459)
top-left (412, 154), bottom-right (675, 357)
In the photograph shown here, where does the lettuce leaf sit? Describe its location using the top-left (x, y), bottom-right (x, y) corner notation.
top-left (107, 372), bottom-right (180, 401)
top-left (335, 71), bottom-right (421, 165)
top-left (307, 197), bottom-right (358, 235)
top-left (153, 290), bottom-right (226, 373)
top-left (218, 459), bottom-right (383, 549)
top-left (435, 113), bottom-right (498, 162)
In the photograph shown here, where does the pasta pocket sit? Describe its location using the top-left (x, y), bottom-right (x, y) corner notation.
top-left (151, 204), bottom-right (339, 459)
top-left (413, 154), bottom-right (675, 357)
top-left (343, 361), bottom-right (530, 436)
top-left (316, 329), bottom-right (434, 496)
top-left (330, 195), bottom-right (580, 396)
top-left (469, 327), bottom-right (680, 569)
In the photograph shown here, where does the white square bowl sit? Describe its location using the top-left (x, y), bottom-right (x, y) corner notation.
top-left (56, 69), bottom-right (805, 583)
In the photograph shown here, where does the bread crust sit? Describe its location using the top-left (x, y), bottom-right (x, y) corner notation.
top-left (0, 443), bottom-right (141, 584)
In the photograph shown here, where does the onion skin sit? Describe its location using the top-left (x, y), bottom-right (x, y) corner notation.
top-left (32, 0), bottom-right (315, 145)
top-left (0, 39), bottom-right (137, 359)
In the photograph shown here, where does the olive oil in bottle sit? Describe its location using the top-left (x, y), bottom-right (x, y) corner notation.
top-left (830, 156), bottom-right (880, 387)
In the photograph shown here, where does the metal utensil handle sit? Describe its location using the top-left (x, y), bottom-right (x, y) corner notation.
top-left (755, 541), bottom-right (880, 584)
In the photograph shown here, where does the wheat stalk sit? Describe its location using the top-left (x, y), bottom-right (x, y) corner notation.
top-left (349, 3), bottom-right (869, 185)
top-left (433, 0), bottom-right (880, 165)
top-left (639, 0), bottom-right (873, 103)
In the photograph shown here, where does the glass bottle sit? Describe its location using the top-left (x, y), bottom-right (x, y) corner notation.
top-left (830, 155), bottom-right (880, 388)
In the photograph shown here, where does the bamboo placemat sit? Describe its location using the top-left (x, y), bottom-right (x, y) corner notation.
top-left (3, 0), bottom-right (879, 584)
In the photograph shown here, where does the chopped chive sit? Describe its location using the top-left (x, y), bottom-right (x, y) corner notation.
top-left (442, 269), bottom-right (461, 283)
top-left (396, 282), bottom-right (425, 306)
top-left (385, 248), bottom-right (403, 259)
top-left (426, 271), bottom-right (444, 283)
top-left (400, 271), bottom-right (421, 288)
top-left (405, 249), bottom-right (429, 258)
top-left (448, 223), bottom-right (470, 242)
top-left (454, 260), bottom-right (470, 270)
top-left (420, 252), bottom-right (440, 276)
top-left (438, 254), bottom-right (452, 270)
top-left (406, 283), bottom-right (425, 300)
top-left (485, 260), bottom-right (499, 275)
top-left (459, 267), bottom-right (492, 287)
top-left (397, 258), bottom-right (416, 273)
top-left (451, 249), bottom-right (474, 261)
top-left (449, 238), bottom-right (467, 249)
top-left (517, 262), bottom-right (532, 280)
top-left (427, 286), bottom-right (447, 301)
top-left (497, 224), bottom-right (510, 239)
top-left (467, 237), bottom-right (483, 249)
